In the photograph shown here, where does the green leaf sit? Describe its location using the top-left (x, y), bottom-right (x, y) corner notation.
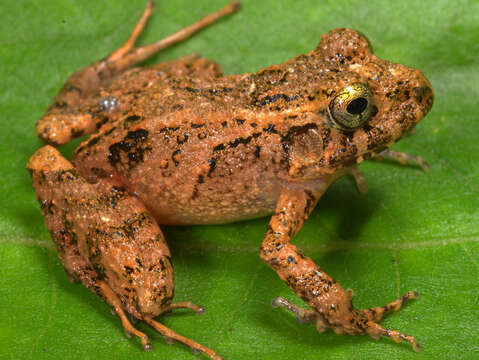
top-left (1, 0), bottom-right (478, 359)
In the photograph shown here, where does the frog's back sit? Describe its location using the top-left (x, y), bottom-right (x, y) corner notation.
top-left (71, 50), bottom-right (334, 225)
top-left (72, 63), bottom-right (293, 225)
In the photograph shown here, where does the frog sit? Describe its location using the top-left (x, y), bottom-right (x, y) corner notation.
top-left (27, 1), bottom-right (434, 359)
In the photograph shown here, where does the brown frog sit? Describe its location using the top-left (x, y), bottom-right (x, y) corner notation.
top-left (27, 2), bottom-right (434, 359)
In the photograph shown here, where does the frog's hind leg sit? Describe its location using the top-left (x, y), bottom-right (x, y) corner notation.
top-left (104, 1), bottom-right (240, 77)
top-left (36, 1), bottom-right (240, 145)
top-left (28, 146), bottom-right (223, 359)
top-left (27, 150), bottom-right (154, 350)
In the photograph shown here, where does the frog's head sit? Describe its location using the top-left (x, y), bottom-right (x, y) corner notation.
top-left (306, 28), bottom-right (434, 173)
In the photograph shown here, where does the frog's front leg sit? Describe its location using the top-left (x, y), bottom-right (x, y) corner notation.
top-left (349, 148), bottom-right (429, 194)
top-left (36, 1), bottom-right (240, 145)
top-left (372, 149), bottom-right (430, 171)
top-left (28, 146), bottom-right (223, 360)
top-left (260, 184), bottom-right (420, 351)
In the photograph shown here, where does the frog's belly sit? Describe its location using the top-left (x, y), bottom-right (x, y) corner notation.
top-left (148, 197), bottom-right (277, 225)
top-left (130, 166), bottom-right (281, 226)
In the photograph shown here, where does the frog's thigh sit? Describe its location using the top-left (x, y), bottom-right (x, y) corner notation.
top-left (28, 146), bottom-right (174, 316)
top-left (36, 223), bottom-right (154, 349)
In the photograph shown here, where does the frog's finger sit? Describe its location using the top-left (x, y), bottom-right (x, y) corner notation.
top-left (360, 291), bottom-right (419, 322)
top-left (372, 149), bottom-right (430, 172)
top-left (272, 296), bottom-right (330, 332)
top-left (366, 321), bottom-right (421, 352)
top-left (348, 165), bottom-right (368, 194)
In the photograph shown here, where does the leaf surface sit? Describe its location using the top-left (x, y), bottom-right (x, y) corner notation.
top-left (1, 1), bottom-right (478, 359)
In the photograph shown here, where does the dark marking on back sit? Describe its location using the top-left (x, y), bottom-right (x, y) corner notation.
top-left (213, 144), bottom-right (226, 152)
top-left (228, 135), bottom-right (253, 148)
top-left (254, 93), bottom-right (300, 107)
top-left (159, 126), bottom-right (180, 133)
top-left (208, 158), bottom-right (217, 176)
top-left (108, 129), bottom-right (151, 169)
top-left (176, 133), bottom-right (189, 145)
top-left (171, 149), bottom-right (182, 166)
top-left (184, 87), bottom-right (200, 93)
top-left (264, 124), bottom-right (279, 134)
top-left (191, 123), bottom-right (205, 129)
top-left (125, 115), bottom-right (142, 123)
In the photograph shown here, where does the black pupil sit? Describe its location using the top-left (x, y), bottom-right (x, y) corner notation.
top-left (347, 97), bottom-right (368, 115)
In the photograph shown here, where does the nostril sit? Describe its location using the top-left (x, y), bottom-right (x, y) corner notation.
top-left (412, 86), bottom-right (429, 103)
top-left (412, 85), bottom-right (434, 113)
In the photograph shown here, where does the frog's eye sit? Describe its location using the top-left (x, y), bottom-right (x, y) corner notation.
top-left (328, 83), bottom-right (373, 131)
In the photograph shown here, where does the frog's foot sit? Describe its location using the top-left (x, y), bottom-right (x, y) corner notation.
top-left (101, 281), bottom-right (222, 359)
top-left (104, 1), bottom-right (241, 76)
top-left (99, 281), bottom-right (153, 350)
top-left (272, 291), bottom-right (420, 352)
top-left (36, 1), bottom-right (241, 145)
top-left (372, 149), bottom-right (430, 172)
top-left (144, 317), bottom-right (223, 360)
top-left (348, 165), bottom-right (368, 194)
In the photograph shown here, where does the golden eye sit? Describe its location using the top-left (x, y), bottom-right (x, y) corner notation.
top-left (328, 83), bottom-right (373, 131)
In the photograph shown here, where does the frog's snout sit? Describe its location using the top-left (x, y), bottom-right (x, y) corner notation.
top-left (407, 68), bottom-right (434, 120)
top-left (412, 80), bottom-right (434, 117)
